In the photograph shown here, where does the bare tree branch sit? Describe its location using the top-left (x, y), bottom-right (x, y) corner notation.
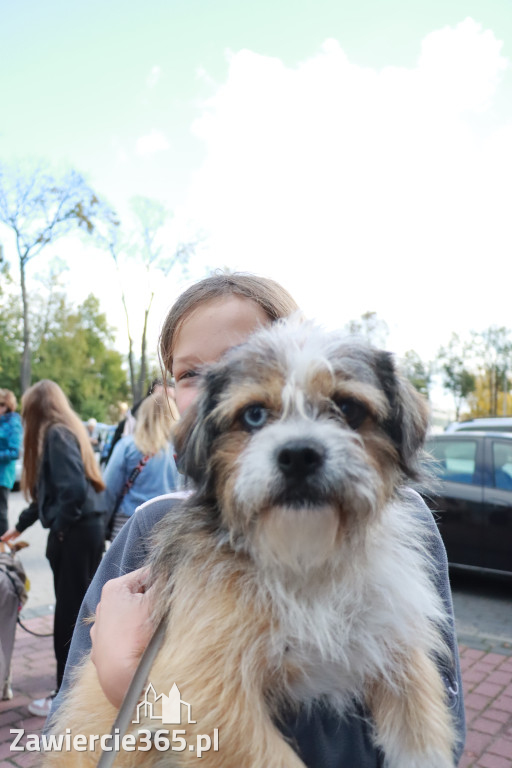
top-left (0, 161), bottom-right (114, 390)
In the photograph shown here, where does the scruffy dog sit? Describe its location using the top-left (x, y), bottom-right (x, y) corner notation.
top-left (45, 320), bottom-right (455, 768)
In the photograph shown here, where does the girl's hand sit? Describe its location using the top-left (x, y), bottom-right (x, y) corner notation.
top-left (90, 568), bottom-right (154, 709)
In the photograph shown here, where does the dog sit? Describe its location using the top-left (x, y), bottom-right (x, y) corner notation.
top-left (0, 540), bottom-right (29, 700)
top-left (45, 319), bottom-right (456, 767)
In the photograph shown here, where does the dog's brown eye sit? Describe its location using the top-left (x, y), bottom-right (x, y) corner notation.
top-left (334, 398), bottom-right (368, 430)
top-left (241, 404), bottom-right (268, 431)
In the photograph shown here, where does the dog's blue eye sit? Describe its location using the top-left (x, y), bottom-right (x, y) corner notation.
top-left (242, 405), bottom-right (268, 430)
top-left (335, 398), bottom-right (368, 430)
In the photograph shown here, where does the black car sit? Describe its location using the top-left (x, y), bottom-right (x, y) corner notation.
top-left (424, 431), bottom-right (512, 575)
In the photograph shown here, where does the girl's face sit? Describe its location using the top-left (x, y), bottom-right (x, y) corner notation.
top-left (172, 295), bottom-right (269, 415)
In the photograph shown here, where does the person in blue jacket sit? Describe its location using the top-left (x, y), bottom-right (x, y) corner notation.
top-left (49, 273), bottom-right (466, 766)
top-left (103, 387), bottom-right (180, 540)
top-left (0, 388), bottom-right (22, 537)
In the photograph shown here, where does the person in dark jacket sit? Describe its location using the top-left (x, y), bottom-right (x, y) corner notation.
top-left (1, 380), bottom-right (107, 717)
top-left (0, 388), bottom-right (23, 537)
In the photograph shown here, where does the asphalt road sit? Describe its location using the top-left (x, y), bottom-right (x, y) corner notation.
top-left (5, 491), bottom-right (512, 653)
top-left (450, 567), bottom-right (512, 655)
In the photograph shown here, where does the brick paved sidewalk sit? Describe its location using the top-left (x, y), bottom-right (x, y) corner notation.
top-left (459, 645), bottom-right (512, 768)
top-left (1, 616), bottom-right (511, 767)
top-left (1, 614), bottom-right (55, 768)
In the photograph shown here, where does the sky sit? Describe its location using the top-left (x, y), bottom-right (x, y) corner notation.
top-left (1, 0), bottom-right (512, 411)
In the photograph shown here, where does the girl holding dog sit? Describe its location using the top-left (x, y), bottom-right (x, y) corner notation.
top-left (1, 380), bottom-right (107, 716)
top-left (49, 273), bottom-right (465, 766)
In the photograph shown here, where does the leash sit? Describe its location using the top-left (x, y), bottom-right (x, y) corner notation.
top-left (0, 562), bottom-right (53, 637)
top-left (97, 617), bottom-right (167, 767)
top-left (17, 616), bottom-right (53, 637)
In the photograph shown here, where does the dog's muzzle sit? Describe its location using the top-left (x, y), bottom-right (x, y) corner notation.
top-left (274, 438), bottom-right (327, 505)
top-left (277, 439), bottom-right (325, 479)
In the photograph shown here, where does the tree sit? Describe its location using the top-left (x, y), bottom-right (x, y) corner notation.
top-left (32, 292), bottom-right (129, 421)
top-left (0, 262), bottom-right (23, 395)
top-left (95, 196), bottom-right (194, 402)
top-left (345, 311), bottom-right (389, 348)
top-left (0, 259), bottom-right (128, 418)
top-left (400, 350), bottom-right (433, 397)
top-left (471, 326), bottom-right (512, 416)
top-left (92, 217), bottom-right (138, 400)
top-left (437, 333), bottom-right (476, 420)
top-left (0, 161), bottom-right (114, 391)
top-left (464, 375), bottom-right (512, 418)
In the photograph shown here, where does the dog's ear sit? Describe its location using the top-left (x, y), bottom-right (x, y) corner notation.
top-left (172, 367), bottom-right (230, 487)
top-left (375, 350), bottom-right (429, 479)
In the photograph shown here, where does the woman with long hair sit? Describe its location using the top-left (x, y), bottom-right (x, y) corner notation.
top-left (0, 388), bottom-right (23, 537)
top-left (1, 380), bottom-right (107, 716)
top-left (104, 387), bottom-right (179, 540)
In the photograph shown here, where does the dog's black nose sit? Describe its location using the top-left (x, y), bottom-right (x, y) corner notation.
top-left (277, 441), bottom-right (325, 479)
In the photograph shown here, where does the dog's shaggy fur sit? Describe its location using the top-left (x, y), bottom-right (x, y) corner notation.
top-left (45, 320), bottom-right (455, 767)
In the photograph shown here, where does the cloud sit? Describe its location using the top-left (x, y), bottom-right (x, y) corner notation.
top-left (418, 18), bottom-right (507, 113)
top-left (184, 19), bottom-right (512, 358)
top-left (135, 130), bottom-right (170, 156)
top-left (146, 65), bottom-right (161, 89)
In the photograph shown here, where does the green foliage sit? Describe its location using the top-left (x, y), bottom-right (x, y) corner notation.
top-left (0, 264), bottom-right (23, 395)
top-left (465, 375), bottom-right (510, 418)
top-left (400, 350), bottom-right (432, 397)
top-left (436, 333), bottom-right (476, 420)
top-left (0, 160), bottom-right (116, 390)
top-left (31, 293), bottom-right (129, 421)
top-left (471, 326), bottom-right (512, 416)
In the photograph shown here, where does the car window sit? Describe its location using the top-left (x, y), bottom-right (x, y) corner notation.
top-left (427, 439), bottom-right (477, 485)
top-left (492, 442), bottom-right (512, 490)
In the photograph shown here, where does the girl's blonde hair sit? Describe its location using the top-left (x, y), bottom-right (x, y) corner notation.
top-left (159, 272), bottom-right (299, 375)
top-left (21, 380), bottom-right (105, 499)
top-left (133, 390), bottom-right (179, 456)
top-left (0, 388), bottom-right (18, 413)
